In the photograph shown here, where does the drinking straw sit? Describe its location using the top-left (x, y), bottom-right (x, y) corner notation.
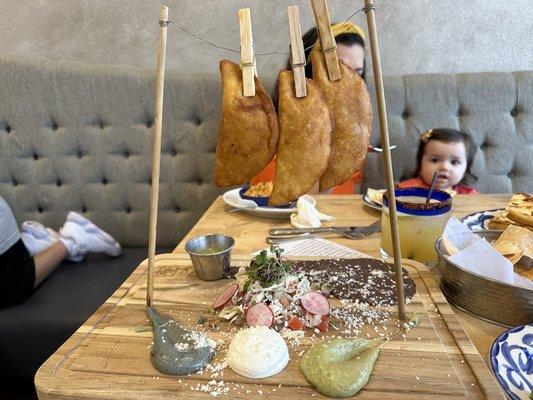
top-left (426, 172), bottom-right (438, 203)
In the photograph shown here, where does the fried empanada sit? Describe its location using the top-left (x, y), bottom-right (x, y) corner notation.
top-left (214, 60), bottom-right (279, 187)
top-left (269, 70), bottom-right (333, 206)
top-left (311, 52), bottom-right (372, 192)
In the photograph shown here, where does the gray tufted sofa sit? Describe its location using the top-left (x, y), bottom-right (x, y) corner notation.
top-left (363, 71), bottom-right (533, 193)
top-left (0, 53), bottom-right (532, 397)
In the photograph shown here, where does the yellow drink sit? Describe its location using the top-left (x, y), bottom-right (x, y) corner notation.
top-left (380, 189), bottom-right (452, 263)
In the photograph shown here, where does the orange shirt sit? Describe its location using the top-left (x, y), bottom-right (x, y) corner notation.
top-left (397, 177), bottom-right (478, 194)
top-left (250, 157), bottom-right (362, 194)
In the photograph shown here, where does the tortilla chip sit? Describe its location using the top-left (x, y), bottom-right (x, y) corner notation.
top-left (493, 225), bottom-right (533, 265)
top-left (489, 193), bottom-right (533, 231)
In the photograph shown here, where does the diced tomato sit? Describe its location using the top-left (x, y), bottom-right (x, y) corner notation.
top-left (318, 315), bottom-right (329, 333)
top-left (288, 317), bottom-right (306, 331)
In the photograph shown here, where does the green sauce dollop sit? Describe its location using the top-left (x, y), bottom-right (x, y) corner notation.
top-left (301, 338), bottom-right (380, 398)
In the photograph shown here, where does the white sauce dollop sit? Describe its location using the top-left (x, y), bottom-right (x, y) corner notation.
top-left (227, 326), bottom-right (289, 379)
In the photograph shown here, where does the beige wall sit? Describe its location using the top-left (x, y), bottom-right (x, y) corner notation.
top-left (0, 0), bottom-right (531, 85)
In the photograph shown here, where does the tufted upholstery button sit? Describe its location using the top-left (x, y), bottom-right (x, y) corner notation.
top-left (480, 143), bottom-right (488, 151)
top-left (457, 109), bottom-right (462, 117)
top-left (5, 125), bottom-right (11, 133)
top-left (146, 118), bottom-right (153, 128)
top-left (77, 151), bottom-right (83, 159)
top-left (511, 108), bottom-right (518, 117)
top-left (125, 206), bottom-right (132, 214)
top-left (51, 121), bottom-right (58, 131)
top-left (102, 178), bottom-right (108, 185)
top-left (175, 206), bottom-right (181, 213)
top-left (99, 120), bottom-right (105, 129)
top-left (401, 111), bottom-right (409, 119)
top-left (12, 179), bottom-right (18, 186)
top-left (195, 117), bottom-right (202, 126)
top-left (56, 179), bottom-right (62, 187)
top-left (508, 171), bottom-right (515, 178)
top-left (171, 148), bottom-right (178, 157)
top-left (33, 153), bottom-right (39, 161)
top-left (124, 151), bottom-right (130, 159)
top-left (37, 206), bottom-right (43, 213)
top-left (196, 178), bottom-right (203, 185)
top-left (81, 206), bottom-right (87, 213)
top-left (148, 178), bottom-right (152, 186)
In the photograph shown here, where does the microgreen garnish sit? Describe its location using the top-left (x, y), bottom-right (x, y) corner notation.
top-left (244, 245), bottom-right (293, 290)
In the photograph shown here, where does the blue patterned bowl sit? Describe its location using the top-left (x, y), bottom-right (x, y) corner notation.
top-left (490, 324), bottom-right (533, 400)
top-left (238, 185), bottom-right (293, 208)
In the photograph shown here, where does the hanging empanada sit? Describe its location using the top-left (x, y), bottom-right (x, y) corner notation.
top-left (269, 70), bottom-right (333, 206)
top-left (214, 60), bottom-right (279, 187)
top-left (311, 52), bottom-right (372, 192)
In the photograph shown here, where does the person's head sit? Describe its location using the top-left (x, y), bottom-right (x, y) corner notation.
top-left (300, 22), bottom-right (366, 80)
top-left (414, 128), bottom-right (477, 190)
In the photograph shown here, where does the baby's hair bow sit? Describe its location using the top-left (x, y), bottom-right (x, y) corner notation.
top-left (420, 129), bottom-right (433, 143)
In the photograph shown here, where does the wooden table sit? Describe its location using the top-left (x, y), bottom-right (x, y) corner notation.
top-left (173, 194), bottom-right (509, 364)
top-left (35, 194), bottom-right (509, 399)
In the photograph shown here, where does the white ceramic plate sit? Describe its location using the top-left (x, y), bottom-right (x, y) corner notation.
top-left (222, 188), bottom-right (296, 219)
top-left (362, 194), bottom-right (382, 211)
top-left (489, 324), bottom-right (533, 400)
top-left (460, 208), bottom-right (505, 231)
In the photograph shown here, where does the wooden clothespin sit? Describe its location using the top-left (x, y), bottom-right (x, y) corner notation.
top-left (238, 8), bottom-right (256, 97)
top-left (287, 6), bottom-right (307, 98)
top-left (310, 0), bottom-right (341, 81)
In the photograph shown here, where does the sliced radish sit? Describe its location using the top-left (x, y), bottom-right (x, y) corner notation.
top-left (288, 316), bottom-right (306, 331)
top-left (212, 283), bottom-right (239, 310)
top-left (318, 315), bottom-right (329, 333)
top-left (245, 303), bottom-right (274, 328)
top-left (300, 292), bottom-right (330, 316)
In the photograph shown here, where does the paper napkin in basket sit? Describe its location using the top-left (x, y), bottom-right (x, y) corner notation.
top-left (442, 217), bottom-right (533, 288)
top-left (290, 195), bottom-right (334, 228)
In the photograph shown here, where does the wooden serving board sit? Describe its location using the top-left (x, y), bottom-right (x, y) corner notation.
top-left (35, 254), bottom-right (504, 399)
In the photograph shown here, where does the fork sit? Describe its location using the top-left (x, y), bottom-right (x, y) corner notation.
top-left (266, 220), bottom-right (381, 243)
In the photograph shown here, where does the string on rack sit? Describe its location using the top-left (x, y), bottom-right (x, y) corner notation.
top-left (161, 5), bottom-right (371, 58)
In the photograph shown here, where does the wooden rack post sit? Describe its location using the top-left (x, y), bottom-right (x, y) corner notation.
top-left (310, 0), bottom-right (341, 81)
top-left (146, 5), bottom-right (169, 307)
top-left (238, 8), bottom-right (256, 97)
top-left (363, 0), bottom-right (406, 320)
top-left (287, 6), bottom-right (307, 98)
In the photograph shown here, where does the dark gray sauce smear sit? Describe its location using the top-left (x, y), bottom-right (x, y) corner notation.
top-left (147, 307), bottom-right (215, 375)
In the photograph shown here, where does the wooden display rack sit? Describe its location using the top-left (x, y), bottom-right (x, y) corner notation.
top-left (147, 0), bottom-right (406, 320)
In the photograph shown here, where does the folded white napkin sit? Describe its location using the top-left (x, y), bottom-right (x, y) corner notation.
top-left (448, 238), bottom-right (515, 284)
top-left (227, 190), bottom-right (257, 208)
top-left (290, 195), bottom-right (335, 228)
top-left (442, 217), bottom-right (481, 254)
top-left (443, 218), bottom-right (533, 288)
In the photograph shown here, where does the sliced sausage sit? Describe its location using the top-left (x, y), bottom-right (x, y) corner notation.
top-left (212, 283), bottom-right (239, 310)
top-left (245, 303), bottom-right (274, 328)
top-left (300, 292), bottom-right (330, 316)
